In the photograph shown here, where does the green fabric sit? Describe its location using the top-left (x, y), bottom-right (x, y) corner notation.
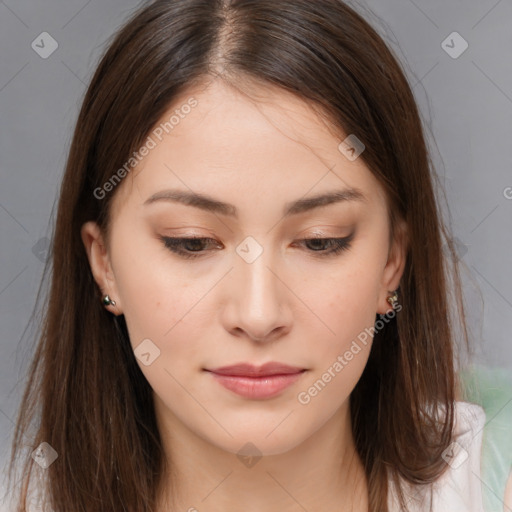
top-left (460, 364), bottom-right (512, 512)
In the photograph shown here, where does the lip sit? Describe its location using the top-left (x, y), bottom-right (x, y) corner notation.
top-left (204, 363), bottom-right (307, 400)
top-left (207, 362), bottom-right (306, 377)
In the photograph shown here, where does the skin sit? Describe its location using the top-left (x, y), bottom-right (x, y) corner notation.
top-left (81, 77), bottom-right (407, 512)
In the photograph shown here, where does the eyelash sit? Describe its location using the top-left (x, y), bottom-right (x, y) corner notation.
top-left (159, 234), bottom-right (354, 260)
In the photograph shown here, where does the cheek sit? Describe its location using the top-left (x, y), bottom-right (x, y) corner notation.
top-left (295, 238), bottom-right (386, 389)
top-left (295, 279), bottom-right (377, 415)
top-left (301, 255), bottom-right (384, 344)
top-left (109, 230), bottom-right (195, 352)
top-left (306, 284), bottom-right (376, 386)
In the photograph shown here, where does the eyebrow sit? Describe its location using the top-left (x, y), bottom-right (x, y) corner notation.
top-left (143, 187), bottom-right (366, 218)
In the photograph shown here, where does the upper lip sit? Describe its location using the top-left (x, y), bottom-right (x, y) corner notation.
top-left (206, 362), bottom-right (306, 377)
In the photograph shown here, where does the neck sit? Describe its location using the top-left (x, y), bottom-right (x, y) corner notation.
top-left (155, 398), bottom-right (368, 512)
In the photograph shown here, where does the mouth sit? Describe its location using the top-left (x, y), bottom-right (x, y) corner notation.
top-left (203, 362), bottom-right (307, 400)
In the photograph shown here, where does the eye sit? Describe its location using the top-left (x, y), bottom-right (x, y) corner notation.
top-left (159, 233), bottom-right (354, 260)
top-left (293, 234), bottom-right (354, 257)
top-left (159, 236), bottom-right (222, 259)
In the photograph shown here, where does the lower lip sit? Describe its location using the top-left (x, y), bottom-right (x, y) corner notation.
top-left (207, 371), bottom-right (305, 399)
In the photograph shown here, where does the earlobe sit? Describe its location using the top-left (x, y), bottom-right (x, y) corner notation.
top-left (378, 219), bottom-right (408, 314)
top-left (80, 221), bottom-right (122, 314)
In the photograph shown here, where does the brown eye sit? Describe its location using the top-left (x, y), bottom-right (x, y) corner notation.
top-left (295, 235), bottom-right (354, 257)
top-left (160, 237), bottom-right (222, 259)
top-left (159, 233), bottom-right (354, 261)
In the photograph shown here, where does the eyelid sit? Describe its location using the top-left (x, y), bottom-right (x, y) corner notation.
top-left (299, 224), bottom-right (354, 236)
top-left (158, 232), bottom-right (354, 260)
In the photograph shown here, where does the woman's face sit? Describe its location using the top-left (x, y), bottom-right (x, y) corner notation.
top-left (82, 78), bottom-right (406, 456)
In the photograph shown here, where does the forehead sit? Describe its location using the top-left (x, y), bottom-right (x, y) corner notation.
top-left (109, 77), bottom-right (386, 216)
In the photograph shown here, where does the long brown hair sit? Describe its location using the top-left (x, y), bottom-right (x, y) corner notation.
top-left (6, 1), bottom-right (469, 510)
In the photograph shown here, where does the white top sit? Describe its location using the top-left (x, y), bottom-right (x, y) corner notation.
top-left (0, 401), bottom-right (488, 512)
top-left (388, 401), bottom-right (487, 512)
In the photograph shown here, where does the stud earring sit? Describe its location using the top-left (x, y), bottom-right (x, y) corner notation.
top-left (102, 294), bottom-right (116, 306)
top-left (386, 290), bottom-right (399, 309)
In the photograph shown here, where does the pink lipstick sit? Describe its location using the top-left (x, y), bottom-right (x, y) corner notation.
top-left (204, 362), bottom-right (307, 399)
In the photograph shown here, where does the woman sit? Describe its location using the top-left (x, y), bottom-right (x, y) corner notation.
top-left (5, 1), bottom-right (508, 511)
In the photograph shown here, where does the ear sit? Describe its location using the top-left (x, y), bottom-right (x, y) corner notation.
top-left (81, 221), bottom-right (122, 315)
top-left (377, 218), bottom-right (408, 315)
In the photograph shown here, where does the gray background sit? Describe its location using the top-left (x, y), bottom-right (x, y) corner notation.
top-left (1, 0), bottom-right (511, 505)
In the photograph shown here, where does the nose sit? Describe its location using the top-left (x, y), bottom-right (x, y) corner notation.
top-left (221, 246), bottom-right (293, 344)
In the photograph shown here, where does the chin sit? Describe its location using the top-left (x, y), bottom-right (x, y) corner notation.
top-left (199, 425), bottom-right (309, 458)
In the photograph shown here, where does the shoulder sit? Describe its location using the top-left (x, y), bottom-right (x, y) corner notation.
top-left (387, 401), bottom-right (487, 512)
top-left (460, 365), bottom-right (512, 512)
top-left (450, 400), bottom-right (486, 444)
top-left (429, 401), bottom-right (486, 511)
top-left (0, 470), bottom-right (50, 512)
